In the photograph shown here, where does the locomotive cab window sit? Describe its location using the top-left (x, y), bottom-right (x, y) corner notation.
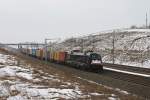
top-left (90, 53), bottom-right (101, 60)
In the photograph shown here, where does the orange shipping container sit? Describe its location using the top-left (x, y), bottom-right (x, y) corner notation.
top-left (58, 52), bottom-right (67, 62)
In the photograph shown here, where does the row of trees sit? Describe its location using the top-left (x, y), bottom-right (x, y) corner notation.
top-left (130, 25), bottom-right (150, 29)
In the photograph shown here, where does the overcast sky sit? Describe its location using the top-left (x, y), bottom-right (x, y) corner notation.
top-left (0, 0), bottom-right (150, 43)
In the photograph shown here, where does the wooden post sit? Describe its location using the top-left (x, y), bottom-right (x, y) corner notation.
top-left (112, 31), bottom-right (115, 64)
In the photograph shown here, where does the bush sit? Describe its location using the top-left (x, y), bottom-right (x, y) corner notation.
top-left (130, 25), bottom-right (137, 29)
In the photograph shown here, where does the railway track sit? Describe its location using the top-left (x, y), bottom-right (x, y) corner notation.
top-left (103, 68), bottom-right (150, 87)
top-left (103, 63), bottom-right (150, 75)
top-left (47, 63), bottom-right (150, 99)
top-left (38, 61), bottom-right (150, 99)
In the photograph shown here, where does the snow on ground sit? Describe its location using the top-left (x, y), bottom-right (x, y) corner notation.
top-left (0, 53), bottom-right (83, 99)
top-left (76, 76), bottom-right (129, 98)
top-left (122, 29), bottom-right (150, 32)
top-left (108, 97), bottom-right (119, 100)
top-left (5, 82), bottom-right (82, 100)
top-left (0, 54), bottom-right (17, 66)
top-left (103, 56), bottom-right (150, 68)
top-left (0, 53), bottom-right (115, 99)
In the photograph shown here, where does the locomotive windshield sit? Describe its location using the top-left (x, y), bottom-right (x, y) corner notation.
top-left (90, 53), bottom-right (101, 60)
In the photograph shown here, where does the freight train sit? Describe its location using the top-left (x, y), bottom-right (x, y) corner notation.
top-left (20, 48), bottom-right (103, 71)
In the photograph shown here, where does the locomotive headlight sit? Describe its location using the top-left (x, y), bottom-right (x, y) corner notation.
top-left (91, 60), bottom-right (101, 64)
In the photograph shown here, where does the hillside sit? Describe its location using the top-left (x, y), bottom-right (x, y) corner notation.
top-left (52, 29), bottom-right (150, 68)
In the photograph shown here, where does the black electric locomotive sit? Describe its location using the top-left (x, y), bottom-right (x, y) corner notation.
top-left (66, 51), bottom-right (103, 71)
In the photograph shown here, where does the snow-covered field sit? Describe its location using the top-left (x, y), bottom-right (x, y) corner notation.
top-left (0, 52), bottom-right (131, 100)
top-left (55, 29), bottom-right (150, 68)
top-left (0, 54), bottom-right (89, 99)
